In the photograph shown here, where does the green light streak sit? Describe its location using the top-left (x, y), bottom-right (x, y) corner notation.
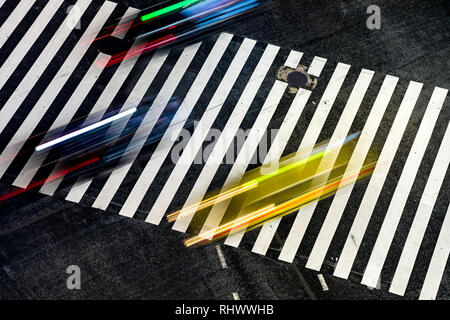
top-left (140, 0), bottom-right (202, 22)
top-left (250, 149), bottom-right (328, 185)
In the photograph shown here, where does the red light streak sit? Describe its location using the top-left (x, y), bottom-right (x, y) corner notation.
top-left (97, 34), bottom-right (177, 68)
top-left (92, 21), bottom-right (144, 42)
top-left (0, 157), bottom-right (100, 202)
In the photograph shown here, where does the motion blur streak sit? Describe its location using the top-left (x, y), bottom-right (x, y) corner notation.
top-left (169, 133), bottom-right (360, 222)
top-left (3, 97), bottom-right (184, 203)
top-left (135, 1), bottom-right (242, 40)
top-left (196, 0), bottom-right (259, 28)
top-left (167, 182), bottom-right (258, 222)
top-left (184, 205), bottom-right (275, 246)
top-left (173, 134), bottom-right (379, 247)
top-left (35, 108), bottom-right (137, 152)
top-left (92, 0), bottom-right (271, 65)
top-left (93, 21), bottom-right (139, 42)
top-left (184, 163), bottom-right (376, 247)
top-left (168, 149), bottom-right (328, 222)
top-left (98, 34), bottom-right (177, 68)
top-left (0, 157), bottom-right (100, 202)
top-left (140, 0), bottom-right (203, 22)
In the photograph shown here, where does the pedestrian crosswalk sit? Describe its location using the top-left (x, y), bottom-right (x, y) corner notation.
top-left (389, 117), bottom-right (450, 296)
top-left (0, 0), bottom-right (36, 49)
top-left (354, 86), bottom-right (444, 287)
top-left (0, 0), bottom-right (449, 300)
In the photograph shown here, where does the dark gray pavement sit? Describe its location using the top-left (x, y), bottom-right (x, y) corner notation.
top-left (1, 0), bottom-right (449, 300)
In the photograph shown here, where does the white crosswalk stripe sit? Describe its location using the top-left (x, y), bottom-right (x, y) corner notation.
top-left (13, 52), bottom-right (110, 188)
top-left (0, 0), bottom-right (36, 49)
top-left (14, 6), bottom-right (139, 189)
top-left (62, 49), bottom-right (172, 202)
top-left (40, 40), bottom-right (165, 196)
top-left (196, 50), bottom-right (302, 237)
top-left (113, 8), bottom-right (140, 40)
top-left (251, 56), bottom-right (327, 255)
top-left (172, 44), bottom-right (281, 233)
top-left (328, 75), bottom-right (400, 276)
top-left (86, 43), bottom-right (201, 206)
top-left (113, 33), bottom-right (233, 215)
top-left (303, 74), bottom-right (399, 269)
top-left (390, 116), bottom-right (450, 296)
top-left (148, 38), bottom-right (257, 227)
top-left (0, 1), bottom-right (449, 299)
top-left (227, 55), bottom-right (334, 248)
top-left (419, 204), bottom-right (450, 300)
top-left (0, 0), bottom-right (114, 179)
top-left (277, 62), bottom-right (353, 263)
top-left (263, 67), bottom-right (372, 261)
top-left (303, 69), bottom-right (377, 270)
top-left (0, 0), bottom-right (92, 135)
top-left (358, 81), bottom-right (423, 286)
top-left (0, 0), bottom-right (64, 90)
top-left (335, 86), bottom-right (447, 280)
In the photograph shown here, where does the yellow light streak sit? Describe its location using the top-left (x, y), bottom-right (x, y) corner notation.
top-left (184, 162), bottom-right (376, 247)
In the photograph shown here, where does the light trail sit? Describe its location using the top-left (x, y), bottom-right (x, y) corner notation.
top-left (97, 34), bottom-right (177, 67)
top-left (184, 163), bottom-right (376, 246)
top-left (35, 108), bottom-right (137, 152)
top-left (169, 133), bottom-right (360, 222)
top-left (0, 157), bottom-right (100, 202)
top-left (140, 0), bottom-right (203, 22)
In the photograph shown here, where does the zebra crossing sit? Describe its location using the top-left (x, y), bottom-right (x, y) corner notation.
top-left (0, 0), bottom-right (449, 299)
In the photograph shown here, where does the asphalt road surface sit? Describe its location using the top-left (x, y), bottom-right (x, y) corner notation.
top-left (0, 0), bottom-right (449, 300)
